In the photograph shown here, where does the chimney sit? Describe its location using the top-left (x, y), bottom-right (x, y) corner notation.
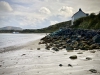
top-left (79, 8), bottom-right (82, 11)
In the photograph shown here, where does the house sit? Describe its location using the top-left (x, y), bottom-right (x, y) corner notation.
top-left (71, 8), bottom-right (88, 25)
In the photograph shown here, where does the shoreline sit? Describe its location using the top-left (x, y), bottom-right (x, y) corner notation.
top-left (0, 37), bottom-right (100, 75)
top-left (0, 34), bottom-right (46, 53)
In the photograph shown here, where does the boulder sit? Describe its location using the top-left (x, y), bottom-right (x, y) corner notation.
top-left (89, 44), bottom-right (97, 49)
top-left (66, 45), bottom-right (74, 50)
top-left (52, 47), bottom-right (59, 51)
top-left (92, 34), bottom-right (100, 43)
top-left (37, 48), bottom-right (40, 50)
top-left (89, 69), bottom-right (97, 73)
top-left (86, 57), bottom-right (92, 60)
top-left (69, 55), bottom-right (77, 59)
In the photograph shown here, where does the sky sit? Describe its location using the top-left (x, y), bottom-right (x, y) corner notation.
top-left (0, 0), bottom-right (100, 29)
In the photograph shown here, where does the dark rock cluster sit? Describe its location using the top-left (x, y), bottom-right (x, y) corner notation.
top-left (40, 28), bottom-right (100, 51)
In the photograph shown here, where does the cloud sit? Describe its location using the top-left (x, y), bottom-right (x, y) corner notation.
top-left (59, 6), bottom-right (73, 17)
top-left (39, 7), bottom-right (51, 14)
top-left (0, 1), bottom-right (13, 12)
top-left (0, 0), bottom-right (100, 29)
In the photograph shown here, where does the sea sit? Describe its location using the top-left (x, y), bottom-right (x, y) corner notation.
top-left (0, 33), bottom-right (45, 49)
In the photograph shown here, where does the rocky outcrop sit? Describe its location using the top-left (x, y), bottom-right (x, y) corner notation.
top-left (40, 28), bottom-right (100, 51)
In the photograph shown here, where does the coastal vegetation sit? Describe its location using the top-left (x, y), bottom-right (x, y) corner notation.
top-left (71, 12), bottom-right (100, 29)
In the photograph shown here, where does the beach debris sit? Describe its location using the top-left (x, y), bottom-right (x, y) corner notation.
top-left (68, 64), bottom-right (72, 67)
top-left (86, 57), bottom-right (92, 60)
top-left (37, 48), bottom-right (40, 50)
top-left (69, 55), bottom-right (77, 59)
top-left (89, 69), bottom-right (97, 73)
top-left (59, 64), bottom-right (63, 67)
top-left (21, 54), bottom-right (26, 56)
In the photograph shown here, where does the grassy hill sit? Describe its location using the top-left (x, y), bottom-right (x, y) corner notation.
top-left (70, 12), bottom-right (100, 29)
top-left (24, 12), bottom-right (100, 33)
top-left (21, 21), bottom-right (71, 33)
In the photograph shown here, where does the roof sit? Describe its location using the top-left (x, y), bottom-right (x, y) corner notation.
top-left (72, 8), bottom-right (87, 18)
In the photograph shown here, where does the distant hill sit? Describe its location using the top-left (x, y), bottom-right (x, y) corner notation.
top-left (0, 26), bottom-right (23, 30)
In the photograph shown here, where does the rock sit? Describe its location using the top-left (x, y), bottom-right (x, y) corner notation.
top-left (84, 44), bottom-right (90, 50)
top-left (62, 45), bottom-right (66, 48)
top-left (38, 56), bottom-right (40, 58)
top-left (68, 64), bottom-right (72, 67)
top-left (38, 42), bottom-right (42, 44)
top-left (86, 57), bottom-right (92, 60)
top-left (89, 44), bottom-right (97, 49)
top-left (66, 45), bottom-right (74, 50)
top-left (89, 69), bottom-right (97, 73)
top-left (37, 48), bottom-right (40, 50)
top-left (77, 52), bottom-right (83, 54)
top-left (69, 55), bottom-right (77, 59)
top-left (21, 54), bottom-right (26, 56)
top-left (0, 65), bottom-right (2, 67)
top-left (92, 34), bottom-right (100, 43)
top-left (90, 50), bottom-right (96, 53)
top-left (45, 45), bottom-right (50, 50)
top-left (52, 47), bottom-right (59, 51)
top-left (41, 29), bottom-right (100, 51)
top-left (59, 64), bottom-right (63, 67)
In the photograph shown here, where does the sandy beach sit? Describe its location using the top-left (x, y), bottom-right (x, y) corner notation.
top-left (0, 37), bottom-right (100, 75)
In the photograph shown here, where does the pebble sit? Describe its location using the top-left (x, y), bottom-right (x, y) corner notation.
top-left (59, 64), bottom-right (63, 67)
top-left (89, 69), bottom-right (97, 73)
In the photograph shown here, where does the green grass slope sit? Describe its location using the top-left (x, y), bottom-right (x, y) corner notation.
top-left (71, 12), bottom-right (100, 29)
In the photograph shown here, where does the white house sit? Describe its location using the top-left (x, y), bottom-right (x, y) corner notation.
top-left (71, 8), bottom-right (88, 25)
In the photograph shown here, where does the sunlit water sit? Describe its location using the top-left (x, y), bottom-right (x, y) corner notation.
top-left (0, 33), bottom-right (45, 48)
